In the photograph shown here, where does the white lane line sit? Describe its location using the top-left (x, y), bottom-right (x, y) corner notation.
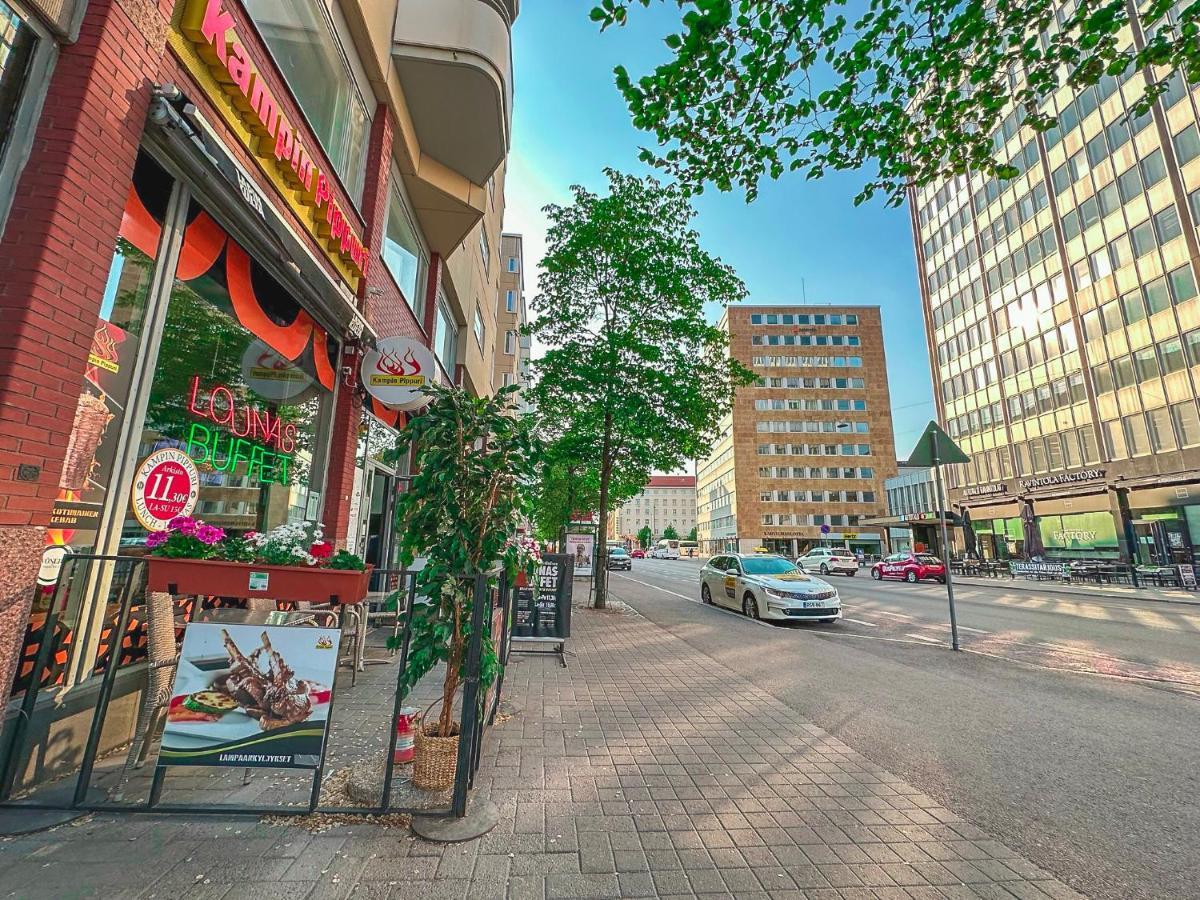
top-left (842, 618), bottom-right (878, 627)
top-left (863, 609), bottom-right (915, 620)
top-left (906, 633), bottom-right (941, 643)
top-left (611, 573), bottom-right (773, 628)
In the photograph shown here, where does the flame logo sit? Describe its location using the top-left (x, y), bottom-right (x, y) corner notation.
top-left (377, 347), bottom-right (423, 376)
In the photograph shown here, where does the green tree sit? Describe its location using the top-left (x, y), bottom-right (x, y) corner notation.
top-left (592, 1), bottom-right (1200, 205)
top-left (392, 384), bottom-right (535, 737)
top-left (687, 526), bottom-right (698, 543)
top-left (529, 170), bottom-right (755, 608)
top-left (663, 525), bottom-right (679, 540)
top-left (637, 525), bottom-right (653, 549)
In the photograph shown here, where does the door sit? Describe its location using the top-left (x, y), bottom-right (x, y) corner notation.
top-left (361, 464), bottom-right (397, 592)
top-left (721, 558), bottom-right (741, 607)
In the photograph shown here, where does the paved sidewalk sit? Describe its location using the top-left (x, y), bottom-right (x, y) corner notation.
top-left (948, 572), bottom-right (1200, 606)
top-left (0, 601), bottom-right (1081, 899)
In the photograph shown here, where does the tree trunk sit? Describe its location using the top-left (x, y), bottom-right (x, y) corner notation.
top-left (594, 411), bottom-right (614, 609)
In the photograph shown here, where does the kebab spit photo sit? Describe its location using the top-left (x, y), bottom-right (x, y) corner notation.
top-left (219, 629), bottom-right (314, 730)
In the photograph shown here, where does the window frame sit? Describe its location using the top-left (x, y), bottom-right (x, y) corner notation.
top-left (0, 1), bottom-right (54, 237)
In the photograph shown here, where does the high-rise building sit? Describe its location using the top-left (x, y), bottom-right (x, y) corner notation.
top-left (696, 305), bottom-right (898, 557)
top-left (494, 233), bottom-right (529, 404)
top-left (614, 476), bottom-right (697, 544)
top-left (908, 7), bottom-right (1200, 564)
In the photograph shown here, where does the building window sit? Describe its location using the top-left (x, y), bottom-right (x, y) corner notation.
top-left (243, 0), bottom-right (371, 201)
top-left (1174, 124), bottom-right (1200, 165)
top-left (506, 290), bottom-right (515, 312)
top-left (382, 170), bottom-right (427, 318)
top-left (474, 306), bottom-right (486, 348)
top-left (502, 372), bottom-right (513, 388)
top-left (1124, 413), bottom-right (1151, 456)
top-left (0, 1), bottom-right (46, 232)
top-left (504, 330), bottom-right (515, 354)
top-left (1160, 337), bottom-right (1186, 374)
top-left (1172, 402), bottom-right (1200, 447)
top-left (433, 292), bottom-right (458, 372)
top-left (1147, 407), bottom-right (1177, 452)
top-left (507, 257), bottom-right (518, 273)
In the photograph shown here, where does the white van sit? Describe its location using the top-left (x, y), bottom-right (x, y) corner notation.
top-left (653, 539), bottom-right (680, 559)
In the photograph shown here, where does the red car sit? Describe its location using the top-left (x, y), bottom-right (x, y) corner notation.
top-left (871, 552), bottom-right (946, 584)
top-left (631, 548), bottom-right (645, 559)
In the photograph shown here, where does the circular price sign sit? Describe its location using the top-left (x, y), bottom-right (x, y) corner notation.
top-left (360, 336), bottom-right (437, 411)
top-left (131, 448), bottom-right (199, 532)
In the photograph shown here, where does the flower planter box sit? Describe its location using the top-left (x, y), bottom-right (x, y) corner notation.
top-left (147, 557), bottom-right (372, 604)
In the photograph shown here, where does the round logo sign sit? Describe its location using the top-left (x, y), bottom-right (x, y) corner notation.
top-left (37, 546), bottom-right (69, 587)
top-left (360, 336), bottom-right (437, 411)
top-left (240, 339), bottom-right (317, 403)
top-left (131, 448), bottom-right (200, 532)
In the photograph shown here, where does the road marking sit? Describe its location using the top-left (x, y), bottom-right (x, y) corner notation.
top-left (842, 618), bottom-right (878, 627)
top-left (863, 609), bottom-right (915, 620)
top-left (906, 633), bottom-right (941, 644)
top-left (611, 573), bottom-right (773, 628)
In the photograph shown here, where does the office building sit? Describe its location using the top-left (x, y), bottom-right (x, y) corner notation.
top-left (695, 305), bottom-right (898, 556)
top-left (494, 232), bottom-right (529, 403)
top-left (908, 3), bottom-right (1200, 564)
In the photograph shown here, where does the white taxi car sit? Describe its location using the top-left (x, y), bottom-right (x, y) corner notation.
top-left (700, 553), bottom-right (841, 623)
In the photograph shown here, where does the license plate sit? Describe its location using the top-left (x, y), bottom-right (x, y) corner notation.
top-left (802, 600), bottom-right (824, 608)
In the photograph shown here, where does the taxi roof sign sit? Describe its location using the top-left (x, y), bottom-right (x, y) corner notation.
top-left (905, 421), bottom-right (970, 467)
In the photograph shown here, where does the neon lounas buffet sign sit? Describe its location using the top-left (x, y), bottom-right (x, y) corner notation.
top-left (184, 376), bottom-right (296, 484)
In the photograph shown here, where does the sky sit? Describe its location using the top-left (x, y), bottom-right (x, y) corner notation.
top-left (502, 3), bottom-right (937, 460)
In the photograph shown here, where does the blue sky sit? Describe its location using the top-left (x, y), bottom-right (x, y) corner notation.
top-left (503, 3), bottom-right (936, 458)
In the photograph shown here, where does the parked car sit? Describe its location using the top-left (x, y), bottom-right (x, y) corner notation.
top-left (796, 547), bottom-right (859, 576)
top-left (630, 548), bottom-right (645, 559)
top-left (871, 552), bottom-right (946, 583)
top-left (607, 547), bottom-right (632, 571)
top-left (699, 553), bottom-right (841, 623)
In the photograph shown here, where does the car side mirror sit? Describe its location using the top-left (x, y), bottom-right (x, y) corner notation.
top-left (726, 568), bottom-right (739, 577)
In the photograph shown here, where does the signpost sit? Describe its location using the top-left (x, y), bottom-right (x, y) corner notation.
top-left (906, 421), bottom-right (971, 651)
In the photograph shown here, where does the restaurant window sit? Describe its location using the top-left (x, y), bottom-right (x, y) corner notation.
top-left (1147, 407), bottom-right (1177, 452)
top-left (382, 170), bottom-right (428, 318)
top-left (120, 194), bottom-right (338, 544)
top-left (242, 0), bottom-right (371, 201)
top-left (1171, 401), bottom-right (1200, 447)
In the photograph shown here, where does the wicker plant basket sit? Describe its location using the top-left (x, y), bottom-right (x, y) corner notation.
top-left (412, 701), bottom-right (460, 791)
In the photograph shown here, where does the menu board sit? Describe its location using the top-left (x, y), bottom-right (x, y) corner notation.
top-left (513, 555), bottom-right (571, 640)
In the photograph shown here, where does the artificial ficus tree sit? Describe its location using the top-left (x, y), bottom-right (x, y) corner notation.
top-left (529, 169), bottom-right (756, 608)
top-left (392, 384), bottom-right (536, 737)
top-left (592, 0), bottom-right (1200, 205)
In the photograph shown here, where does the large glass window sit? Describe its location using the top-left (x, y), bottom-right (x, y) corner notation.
top-left (433, 292), bottom-right (458, 372)
top-left (243, 0), bottom-right (371, 201)
top-left (0, 1), bottom-right (37, 160)
top-left (382, 171), bottom-right (428, 317)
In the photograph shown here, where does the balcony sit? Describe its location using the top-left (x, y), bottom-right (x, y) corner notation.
top-left (392, 0), bottom-right (518, 186)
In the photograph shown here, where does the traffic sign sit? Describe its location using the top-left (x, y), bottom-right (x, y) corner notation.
top-left (905, 421), bottom-right (970, 467)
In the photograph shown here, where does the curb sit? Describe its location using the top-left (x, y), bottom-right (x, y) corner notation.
top-left (952, 575), bottom-right (1200, 608)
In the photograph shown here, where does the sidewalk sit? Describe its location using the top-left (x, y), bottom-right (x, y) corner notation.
top-left (0, 603), bottom-right (1081, 900)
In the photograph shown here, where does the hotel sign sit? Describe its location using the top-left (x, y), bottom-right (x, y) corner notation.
top-left (1020, 468), bottom-right (1107, 492)
top-left (176, 0), bottom-right (368, 289)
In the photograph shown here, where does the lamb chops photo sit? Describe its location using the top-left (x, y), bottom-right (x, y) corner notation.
top-left (218, 629), bottom-right (313, 730)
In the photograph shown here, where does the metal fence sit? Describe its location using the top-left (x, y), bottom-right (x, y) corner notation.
top-left (0, 556), bottom-right (518, 821)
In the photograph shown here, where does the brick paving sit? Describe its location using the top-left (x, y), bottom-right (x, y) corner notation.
top-left (0, 597), bottom-right (1081, 899)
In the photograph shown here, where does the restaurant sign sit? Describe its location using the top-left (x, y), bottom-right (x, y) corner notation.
top-left (361, 336), bottom-right (437, 411)
top-left (177, 0), bottom-right (368, 288)
top-left (965, 483), bottom-right (1008, 498)
top-left (1020, 468), bottom-right (1107, 492)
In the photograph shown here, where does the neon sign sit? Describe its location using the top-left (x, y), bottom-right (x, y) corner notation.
top-left (185, 376), bottom-right (295, 485)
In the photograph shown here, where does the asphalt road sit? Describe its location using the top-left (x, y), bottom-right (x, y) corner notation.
top-left (607, 558), bottom-right (1200, 900)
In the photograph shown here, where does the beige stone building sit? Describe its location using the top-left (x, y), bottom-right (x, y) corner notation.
top-left (908, 3), bottom-right (1200, 565)
top-left (613, 476), bottom-right (698, 544)
top-left (696, 306), bottom-right (898, 556)
top-left (493, 232), bottom-right (529, 402)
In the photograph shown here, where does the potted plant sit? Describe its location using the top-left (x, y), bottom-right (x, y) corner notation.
top-left (145, 517), bottom-right (371, 604)
top-left (392, 384), bottom-right (535, 790)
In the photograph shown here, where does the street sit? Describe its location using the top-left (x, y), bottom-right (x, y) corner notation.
top-left (610, 558), bottom-right (1200, 900)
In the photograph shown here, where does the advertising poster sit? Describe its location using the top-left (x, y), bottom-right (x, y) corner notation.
top-left (565, 533), bottom-right (595, 577)
top-left (160, 623), bottom-right (338, 769)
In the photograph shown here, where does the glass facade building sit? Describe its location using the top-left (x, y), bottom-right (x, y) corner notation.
top-left (909, 1), bottom-right (1200, 564)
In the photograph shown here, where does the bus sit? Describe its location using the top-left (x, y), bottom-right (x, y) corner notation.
top-left (653, 539), bottom-right (680, 559)
top-left (678, 540), bottom-right (698, 558)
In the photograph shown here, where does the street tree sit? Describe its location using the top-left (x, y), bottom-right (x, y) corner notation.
top-left (687, 526), bottom-right (698, 542)
top-left (591, 0), bottom-right (1200, 205)
top-left (637, 525), bottom-right (653, 548)
top-left (529, 169), bottom-right (755, 608)
top-left (663, 525), bottom-right (680, 540)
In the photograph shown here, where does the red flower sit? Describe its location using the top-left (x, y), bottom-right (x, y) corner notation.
top-left (310, 541), bottom-right (334, 560)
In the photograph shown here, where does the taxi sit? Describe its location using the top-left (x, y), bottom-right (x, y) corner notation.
top-left (699, 553), bottom-right (841, 623)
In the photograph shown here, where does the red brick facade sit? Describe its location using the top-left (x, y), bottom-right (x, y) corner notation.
top-left (0, 0), bottom-right (436, 695)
